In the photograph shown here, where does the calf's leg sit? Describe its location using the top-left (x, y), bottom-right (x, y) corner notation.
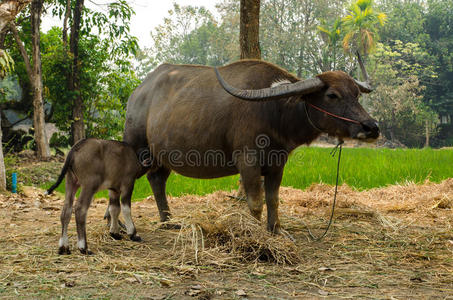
top-left (58, 173), bottom-right (78, 255)
top-left (108, 190), bottom-right (122, 240)
top-left (75, 185), bottom-right (96, 254)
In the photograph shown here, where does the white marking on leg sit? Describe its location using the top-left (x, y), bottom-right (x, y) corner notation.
top-left (109, 205), bottom-right (121, 234)
top-left (60, 206), bottom-right (72, 249)
top-left (77, 239), bottom-right (86, 250)
top-left (59, 235), bottom-right (69, 248)
top-left (121, 204), bottom-right (135, 235)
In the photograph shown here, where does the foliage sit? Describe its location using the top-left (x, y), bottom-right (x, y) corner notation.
top-left (0, 49), bottom-right (14, 79)
top-left (41, 27), bottom-right (139, 140)
top-left (366, 76), bottom-right (437, 147)
top-left (1, 0), bottom-right (142, 146)
top-left (363, 41), bottom-right (439, 147)
top-left (0, 74), bottom-right (21, 102)
top-left (136, 3), bottom-right (237, 79)
top-left (317, 18), bottom-right (347, 71)
top-left (260, 0), bottom-right (348, 76)
top-left (341, 0), bottom-right (387, 55)
top-left (376, 0), bottom-right (453, 146)
top-left (141, 0), bottom-right (351, 78)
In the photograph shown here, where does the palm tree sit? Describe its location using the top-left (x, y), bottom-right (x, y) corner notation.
top-left (342, 0), bottom-right (386, 80)
top-left (342, 0), bottom-right (386, 55)
top-left (318, 18), bottom-right (343, 70)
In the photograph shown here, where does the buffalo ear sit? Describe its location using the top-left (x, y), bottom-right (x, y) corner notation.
top-left (354, 80), bottom-right (373, 93)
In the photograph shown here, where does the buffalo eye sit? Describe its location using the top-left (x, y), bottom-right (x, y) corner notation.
top-left (327, 93), bottom-right (338, 99)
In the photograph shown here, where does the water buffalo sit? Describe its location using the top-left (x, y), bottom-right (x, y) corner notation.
top-left (48, 138), bottom-right (143, 255)
top-left (117, 59), bottom-right (379, 233)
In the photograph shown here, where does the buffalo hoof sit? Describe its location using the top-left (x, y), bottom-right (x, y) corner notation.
top-left (110, 232), bottom-right (123, 240)
top-left (79, 248), bottom-right (94, 255)
top-left (160, 223), bottom-right (181, 230)
top-left (267, 224), bottom-right (281, 235)
top-left (118, 220), bottom-right (127, 231)
top-left (58, 246), bottom-right (71, 255)
top-left (129, 234), bottom-right (142, 242)
top-left (105, 216), bottom-right (126, 231)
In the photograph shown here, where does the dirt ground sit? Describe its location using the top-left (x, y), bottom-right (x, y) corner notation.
top-left (0, 179), bottom-right (452, 299)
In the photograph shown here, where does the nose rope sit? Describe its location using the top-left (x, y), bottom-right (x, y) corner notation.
top-left (306, 102), bottom-right (361, 125)
top-left (303, 102), bottom-right (324, 132)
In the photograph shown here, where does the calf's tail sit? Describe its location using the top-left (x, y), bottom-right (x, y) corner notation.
top-left (46, 139), bottom-right (87, 195)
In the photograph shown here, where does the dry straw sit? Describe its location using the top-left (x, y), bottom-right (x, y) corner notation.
top-left (0, 180), bottom-right (452, 297)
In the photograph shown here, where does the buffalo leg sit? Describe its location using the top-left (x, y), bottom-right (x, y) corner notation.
top-left (104, 206), bottom-right (126, 230)
top-left (147, 167), bottom-right (172, 222)
top-left (264, 168), bottom-right (284, 234)
top-left (75, 185), bottom-right (96, 255)
top-left (108, 190), bottom-right (122, 240)
top-left (240, 167), bottom-right (264, 221)
top-left (58, 173), bottom-right (78, 255)
top-left (120, 183), bottom-right (141, 242)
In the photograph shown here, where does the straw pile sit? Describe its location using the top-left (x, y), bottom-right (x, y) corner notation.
top-left (171, 200), bottom-right (300, 266)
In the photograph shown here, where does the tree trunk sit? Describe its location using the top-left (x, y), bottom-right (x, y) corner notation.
top-left (30, 0), bottom-right (50, 159)
top-left (238, 0), bottom-right (262, 198)
top-left (0, 111), bottom-right (5, 191)
top-left (62, 0), bottom-right (70, 46)
top-left (240, 0), bottom-right (261, 59)
top-left (69, 0), bottom-right (85, 144)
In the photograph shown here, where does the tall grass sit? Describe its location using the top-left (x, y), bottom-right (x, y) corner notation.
top-left (46, 147), bottom-right (453, 201)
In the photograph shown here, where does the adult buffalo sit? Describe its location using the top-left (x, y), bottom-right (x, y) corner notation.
top-left (120, 59), bottom-right (379, 233)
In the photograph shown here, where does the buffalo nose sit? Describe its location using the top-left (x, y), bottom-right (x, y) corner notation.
top-left (360, 120), bottom-right (380, 139)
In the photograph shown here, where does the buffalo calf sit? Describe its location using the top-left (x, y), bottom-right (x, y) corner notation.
top-left (47, 138), bottom-right (142, 255)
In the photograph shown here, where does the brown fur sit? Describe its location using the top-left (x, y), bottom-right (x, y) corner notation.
top-left (49, 138), bottom-right (143, 255)
top-left (116, 60), bottom-right (379, 233)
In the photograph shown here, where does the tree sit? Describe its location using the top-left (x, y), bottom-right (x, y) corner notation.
top-left (139, 3), bottom-right (237, 77)
top-left (9, 0), bottom-right (50, 159)
top-left (423, 0), bottom-right (453, 146)
top-left (342, 0), bottom-right (386, 56)
top-left (30, 0), bottom-right (49, 158)
top-left (68, 0), bottom-right (84, 143)
top-left (239, 0), bottom-right (260, 59)
top-left (41, 0), bottom-right (139, 142)
top-left (341, 0), bottom-right (386, 82)
top-left (0, 0), bottom-right (32, 189)
top-left (364, 41), bottom-right (439, 147)
top-left (318, 18), bottom-right (343, 70)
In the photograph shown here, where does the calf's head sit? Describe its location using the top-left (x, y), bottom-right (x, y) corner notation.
top-left (215, 68), bottom-right (379, 141)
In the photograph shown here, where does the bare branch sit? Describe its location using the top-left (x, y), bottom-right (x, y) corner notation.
top-left (9, 21), bottom-right (32, 79)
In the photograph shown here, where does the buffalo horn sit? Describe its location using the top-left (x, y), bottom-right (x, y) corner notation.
top-left (214, 67), bottom-right (325, 101)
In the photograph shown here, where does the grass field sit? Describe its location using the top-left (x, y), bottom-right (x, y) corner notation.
top-left (45, 147), bottom-right (453, 201)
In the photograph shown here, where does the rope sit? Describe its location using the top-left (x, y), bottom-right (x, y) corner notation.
top-left (304, 141), bottom-right (343, 241)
